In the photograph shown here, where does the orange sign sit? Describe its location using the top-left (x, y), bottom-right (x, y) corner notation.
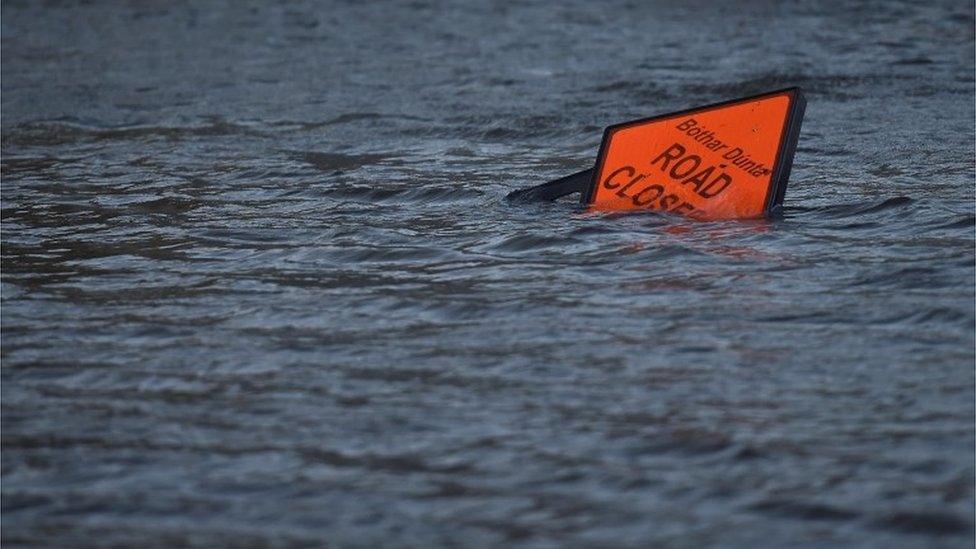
top-left (582, 88), bottom-right (805, 220)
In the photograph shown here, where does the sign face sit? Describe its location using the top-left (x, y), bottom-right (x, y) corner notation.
top-left (583, 88), bottom-right (805, 220)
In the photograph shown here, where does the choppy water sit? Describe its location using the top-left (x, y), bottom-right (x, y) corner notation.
top-left (2, 0), bottom-right (974, 546)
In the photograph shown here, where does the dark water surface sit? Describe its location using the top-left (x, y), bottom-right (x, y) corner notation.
top-left (2, 0), bottom-right (974, 546)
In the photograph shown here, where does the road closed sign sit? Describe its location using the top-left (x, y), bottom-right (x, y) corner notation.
top-left (582, 88), bottom-right (805, 220)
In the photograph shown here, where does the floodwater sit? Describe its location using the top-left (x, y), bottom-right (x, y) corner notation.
top-left (2, 0), bottom-right (974, 546)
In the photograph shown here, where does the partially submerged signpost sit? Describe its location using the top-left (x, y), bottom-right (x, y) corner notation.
top-left (507, 88), bottom-right (806, 220)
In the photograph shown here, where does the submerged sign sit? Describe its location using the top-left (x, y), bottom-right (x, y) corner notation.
top-left (507, 88), bottom-right (806, 220)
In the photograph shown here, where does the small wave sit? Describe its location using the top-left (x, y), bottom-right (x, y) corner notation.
top-left (930, 215), bottom-right (975, 230)
top-left (289, 151), bottom-right (393, 172)
top-left (872, 511), bottom-right (973, 536)
top-left (798, 196), bottom-right (914, 219)
top-left (322, 183), bottom-right (481, 204)
top-left (867, 164), bottom-right (905, 177)
top-left (129, 196), bottom-right (204, 215)
top-left (2, 119), bottom-right (262, 147)
top-left (298, 448), bottom-right (472, 474)
top-left (329, 245), bottom-right (451, 263)
top-left (848, 266), bottom-right (952, 290)
top-left (748, 499), bottom-right (861, 521)
top-left (892, 57), bottom-right (935, 65)
top-left (624, 427), bottom-right (733, 456)
top-left (0, 156), bottom-right (69, 176)
top-left (682, 72), bottom-right (913, 102)
top-left (484, 233), bottom-right (582, 253)
top-left (404, 114), bottom-right (575, 141)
